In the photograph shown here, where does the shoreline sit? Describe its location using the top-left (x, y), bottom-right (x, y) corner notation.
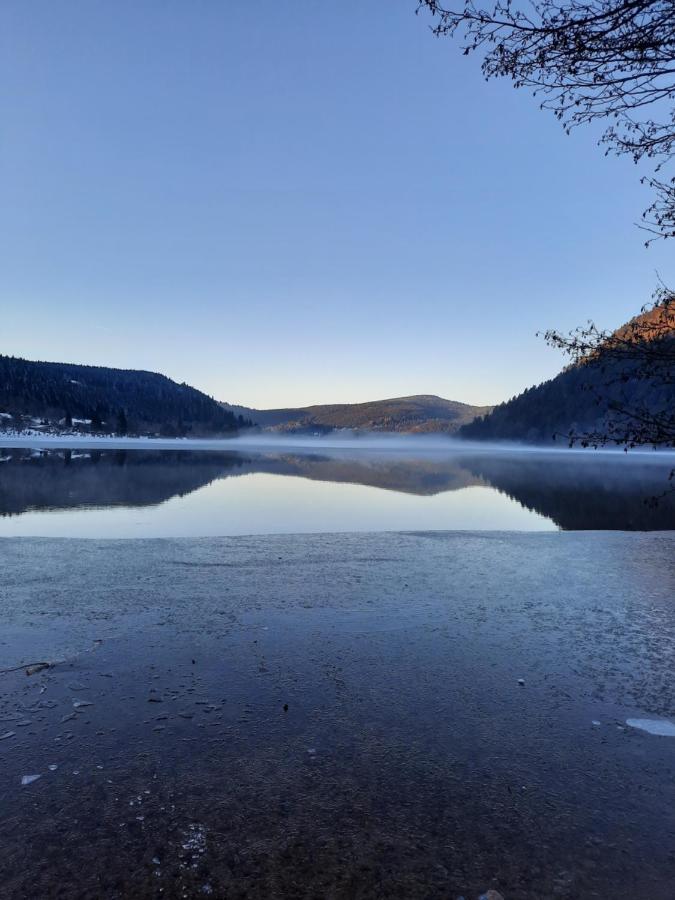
top-left (2, 430), bottom-right (675, 460)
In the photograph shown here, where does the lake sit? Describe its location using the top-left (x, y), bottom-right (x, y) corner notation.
top-left (2, 437), bottom-right (675, 898)
top-left (0, 438), bottom-right (673, 536)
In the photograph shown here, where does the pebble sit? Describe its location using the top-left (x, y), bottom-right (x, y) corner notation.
top-left (26, 663), bottom-right (50, 676)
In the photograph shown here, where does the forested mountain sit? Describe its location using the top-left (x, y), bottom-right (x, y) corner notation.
top-left (461, 308), bottom-right (675, 445)
top-left (220, 395), bottom-right (491, 434)
top-left (0, 355), bottom-right (239, 436)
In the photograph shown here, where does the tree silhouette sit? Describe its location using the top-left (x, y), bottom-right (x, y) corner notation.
top-left (418, 0), bottom-right (675, 241)
top-left (419, 0), bottom-right (675, 459)
top-left (544, 284), bottom-right (675, 448)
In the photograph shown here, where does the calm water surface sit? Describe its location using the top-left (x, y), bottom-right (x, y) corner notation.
top-left (0, 441), bottom-right (673, 535)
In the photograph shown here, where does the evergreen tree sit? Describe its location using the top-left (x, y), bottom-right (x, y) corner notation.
top-left (116, 408), bottom-right (128, 435)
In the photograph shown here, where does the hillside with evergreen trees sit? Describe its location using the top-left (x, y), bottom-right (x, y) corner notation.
top-left (461, 360), bottom-right (673, 444)
top-left (0, 355), bottom-right (240, 436)
top-left (461, 307), bottom-right (674, 445)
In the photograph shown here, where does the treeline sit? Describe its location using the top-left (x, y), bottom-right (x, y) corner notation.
top-left (0, 355), bottom-right (243, 436)
top-left (460, 353), bottom-right (674, 444)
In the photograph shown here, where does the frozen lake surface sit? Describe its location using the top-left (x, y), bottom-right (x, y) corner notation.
top-left (0, 439), bottom-right (674, 536)
top-left (1, 531), bottom-right (674, 898)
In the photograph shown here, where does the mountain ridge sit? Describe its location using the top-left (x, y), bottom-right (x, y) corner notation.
top-left (220, 394), bottom-right (492, 434)
top-left (461, 304), bottom-right (675, 444)
top-left (0, 354), bottom-right (239, 436)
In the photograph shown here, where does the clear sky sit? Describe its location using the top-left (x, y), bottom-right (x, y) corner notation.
top-left (1, 1), bottom-right (673, 409)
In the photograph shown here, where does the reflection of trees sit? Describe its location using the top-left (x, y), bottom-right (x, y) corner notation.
top-left (0, 450), bottom-right (246, 516)
top-left (258, 452), bottom-right (675, 528)
top-left (463, 453), bottom-right (675, 530)
top-left (0, 447), bottom-right (673, 531)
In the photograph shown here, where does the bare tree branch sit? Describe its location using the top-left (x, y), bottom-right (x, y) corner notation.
top-left (418, 0), bottom-right (675, 239)
top-left (542, 283), bottom-right (675, 447)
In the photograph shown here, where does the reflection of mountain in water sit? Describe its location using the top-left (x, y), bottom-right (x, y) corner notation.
top-left (233, 453), bottom-right (483, 495)
top-left (462, 452), bottom-right (675, 531)
top-left (0, 448), bottom-right (480, 516)
top-left (0, 449), bottom-right (246, 516)
top-left (1, 447), bottom-right (673, 531)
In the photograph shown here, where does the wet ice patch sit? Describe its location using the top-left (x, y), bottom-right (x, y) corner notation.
top-left (626, 718), bottom-right (675, 737)
top-left (73, 699), bottom-right (93, 709)
top-left (21, 774), bottom-right (41, 786)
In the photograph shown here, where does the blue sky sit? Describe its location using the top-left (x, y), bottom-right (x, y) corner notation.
top-left (1, 1), bottom-right (672, 408)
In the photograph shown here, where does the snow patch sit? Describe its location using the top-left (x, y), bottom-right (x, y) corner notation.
top-left (626, 718), bottom-right (675, 737)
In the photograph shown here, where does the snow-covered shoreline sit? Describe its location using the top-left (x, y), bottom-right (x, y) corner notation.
top-left (0, 431), bottom-right (242, 452)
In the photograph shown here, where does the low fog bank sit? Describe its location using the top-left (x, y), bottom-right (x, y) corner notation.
top-left (229, 431), bottom-right (675, 457)
top-left (1, 430), bottom-right (674, 462)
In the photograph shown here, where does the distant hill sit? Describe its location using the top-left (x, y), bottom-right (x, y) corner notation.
top-left (0, 355), bottom-right (239, 436)
top-left (220, 394), bottom-right (491, 434)
top-left (461, 306), bottom-right (675, 444)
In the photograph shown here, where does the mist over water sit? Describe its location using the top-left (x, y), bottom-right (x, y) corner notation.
top-left (227, 432), bottom-right (675, 462)
top-left (4, 430), bottom-right (675, 457)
